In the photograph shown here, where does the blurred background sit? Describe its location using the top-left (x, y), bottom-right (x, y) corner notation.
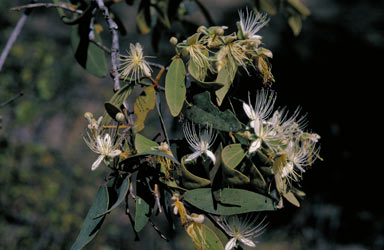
top-left (0, 0), bottom-right (383, 249)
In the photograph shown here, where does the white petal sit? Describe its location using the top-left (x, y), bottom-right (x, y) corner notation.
top-left (225, 238), bottom-right (237, 250)
top-left (185, 151), bottom-right (202, 162)
top-left (239, 236), bottom-right (256, 247)
top-left (92, 155), bottom-right (105, 171)
top-left (205, 150), bottom-right (216, 164)
top-left (249, 139), bottom-right (261, 153)
top-left (243, 102), bottom-right (253, 119)
top-left (108, 149), bottom-right (121, 158)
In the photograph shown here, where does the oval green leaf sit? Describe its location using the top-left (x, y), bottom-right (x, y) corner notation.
top-left (184, 188), bottom-right (276, 215)
top-left (165, 57), bottom-right (186, 117)
top-left (222, 144), bottom-right (246, 169)
top-left (134, 133), bottom-right (159, 153)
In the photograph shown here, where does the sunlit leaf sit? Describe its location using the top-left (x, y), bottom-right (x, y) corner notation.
top-left (134, 133), bottom-right (159, 153)
top-left (283, 191), bottom-right (300, 207)
top-left (215, 63), bottom-right (237, 106)
top-left (221, 144), bottom-right (246, 169)
top-left (165, 57), bottom-right (186, 117)
top-left (133, 86), bottom-right (156, 132)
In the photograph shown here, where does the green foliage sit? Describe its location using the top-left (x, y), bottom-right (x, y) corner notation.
top-left (184, 91), bottom-right (242, 132)
top-left (71, 186), bottom-right (109, 250)
top-left (165, 57), bottom-right (186, 117)
top-left (184, 188), bottom-right (276, 215)
top-left (71, 25), bottom-right (108, 77)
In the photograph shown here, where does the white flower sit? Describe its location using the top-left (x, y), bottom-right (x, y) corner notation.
top-left (243, 88), bottom-right (276, 129)
top-left (282, 139), bottom-right (320, 179)
top-left (183, 122), bottom-right (217, 164)
top-left (84, 133), bottom-right (121, 171)
top-left (238, 8), bottom-right (269, 40)
top-left (119, 43), bottom-right (152, 82)
top-left (217, 214), bottom-right (267, 250)
top-left (248, 117), bottom-right (277, 153)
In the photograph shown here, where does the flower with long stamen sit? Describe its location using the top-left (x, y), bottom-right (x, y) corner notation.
top-left (183, 122), bottom-right (217, 164)
top-left (217, 214), bottom-right (267, 250)
top-left (243, 88), bottom-right (276, 129)
top-left (119, 43), bottom-right (153, 82)
top-left (238, 8), bottom-right (269, 40)
top-left (84, 133), bottom-right (121, 171)
top-left (280, 138), bottom-right (320, 181)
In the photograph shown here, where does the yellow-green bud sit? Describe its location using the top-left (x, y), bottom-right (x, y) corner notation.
top-left (169, 37), bottom-right (178, 46)
top-left (212, 27), bottom-right (225, 36)
top-left (115, 112), bottom-right (125, 123)
top-left (197, 25), bottom-right (208, 34)
top-left (84, 112), bottom-right (93, 120)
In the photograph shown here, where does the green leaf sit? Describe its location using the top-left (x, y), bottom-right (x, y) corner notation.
top-left (184, 188), bottom-right (275, 215)
top-left (124, 150), bottom-right (180, 165)
top-left (180, 156), bottom-right (211, 189)
top-left (71, 24), bottom-right (108, 78)
top-left (97, 177), bottom-right (130, 217)
top-left (221, 144), bottom-right (246, 169)
top-left (222, 161), bottom-right (250, 186)
top-left (70, 186), bottom-right (109, 250)
top-left (134, 170), bottom-right (153, 232)
top-left (134, 133), bottom-right (159, 153)
top-left (184, 91), bottom-right (242, 132)
top-left (283, 191), bottom-right (300, 207)
top-left (133, 86), bottom-right (156, 132)
top-left (136, 0), bottom-right (151, 34)
top-left (165, 57), bottom-right (186, 117)
top-left (192, 224), bottom-right (224, 250)
top-left (215, 63), bottom-right (237, 106)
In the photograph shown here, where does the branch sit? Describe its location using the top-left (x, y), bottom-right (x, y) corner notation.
top-left (95, 0), bottom-right (121, 92)
top-left (0, 92), bottom-right (24, 108)
top-left (10, 2), bottom-right (83, 14)
top-left (0, 13), bottom-right (29, 72)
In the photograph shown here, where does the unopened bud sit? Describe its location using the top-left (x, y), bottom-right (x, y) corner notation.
top-left (84, 112), bottom-right (93, 121)
top-left (187, 213), bottom-right (205, 224)
top-left (169, 37), bottom-right (178, 46)
top-left (115, 112), bottom-right (125, 123)
top-left (212, 27), bottom-right (225, 36)
top-left (197, 25), bottom-right (208, 34)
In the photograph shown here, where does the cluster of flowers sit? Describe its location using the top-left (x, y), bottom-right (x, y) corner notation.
top-left (118, 8), bottom-right (273, 85)
top-left (81, 8), bottom-right (321, 250)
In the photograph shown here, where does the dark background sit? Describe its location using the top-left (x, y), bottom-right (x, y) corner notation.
top-left (1, 0), bottom-right (383, 249)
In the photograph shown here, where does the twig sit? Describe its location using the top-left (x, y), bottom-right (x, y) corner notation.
top-left (10, 3), bottom-right (83, 14)
top-left (0, 12), bottom-right (29, 72)
top-left (95, 0), bottom-right (121, 92)
top-left (0, 92), bottom-right (24, 108)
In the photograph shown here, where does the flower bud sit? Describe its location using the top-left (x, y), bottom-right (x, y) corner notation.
top-left (212, 26), bottom-right (225, 36)
top-left (115, 112), bottom-right (125, 123)
top-left (197, 25), bottom-right (208, 34)
top-left (169, 37), bottom-right (178, 46)
top-left (84, 112), bottom-right (93, 121)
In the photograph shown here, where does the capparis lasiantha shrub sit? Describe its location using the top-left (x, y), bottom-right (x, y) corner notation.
top-left (6, 1), bottom-right (320, 249)
top-left (76, 8), bottom-right (320, 250)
